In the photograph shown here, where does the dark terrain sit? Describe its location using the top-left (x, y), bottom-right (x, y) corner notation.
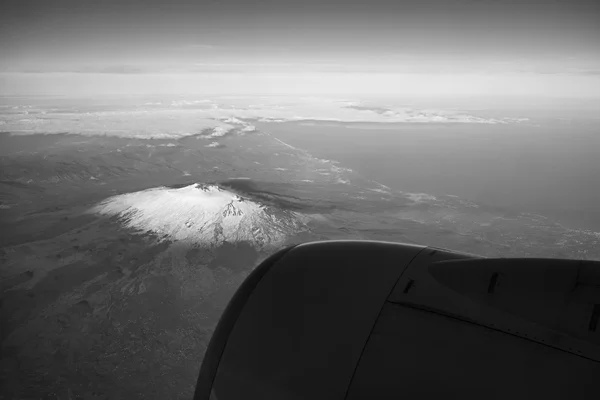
top-left (1, 126), bottom-right (599, 400)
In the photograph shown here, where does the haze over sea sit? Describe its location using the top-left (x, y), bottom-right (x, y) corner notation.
top-left (256, 96), bottom-right (600, 232)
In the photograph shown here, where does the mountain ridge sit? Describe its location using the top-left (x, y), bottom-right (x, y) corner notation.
top-left (88, 183), bottom-right (309, 250)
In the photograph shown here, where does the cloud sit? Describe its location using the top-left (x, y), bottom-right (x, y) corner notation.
top-left (0, 109), bottom-right (237, 139)
top-left (74, 65), bottom-right (148, 74)
top-left (221, 117), bottom-right (245, 124)
top-left (188, 63), bottom-right (347, 74)
top-left (205, 141), bottom-right (225, 148)
top-left (240, 125), bottom-right (257, 133)
top-left (405, 193), bottom-right (437, 203)
top-left (0, 97), bottom-right (534, 140)
top-left (208, 126), bottom-right (231, 138)
top-left (176, 44), bottom-right (218, 51)
top-left (511, 65), bottom-right (600, 76)
top-left (197, 126), bottom-right (237, 139)
top-left (171, 99), bottom-right (212, 106)
top-left (18, 68), bottom-right (51, 74)
top-left (9, 66), bottom-right (146, 74)
top-left (570, 69), bottom-right (600, 76)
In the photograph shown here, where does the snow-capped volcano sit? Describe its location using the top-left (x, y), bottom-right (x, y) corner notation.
top-left (89, 183), bottom-right (307, 249)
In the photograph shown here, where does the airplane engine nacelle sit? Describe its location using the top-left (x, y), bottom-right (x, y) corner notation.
top-left (194, 240), bottom-right (600, 400)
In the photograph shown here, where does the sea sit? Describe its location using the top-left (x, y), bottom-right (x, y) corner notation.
top-left (255, 114), bottom-right (600, 232)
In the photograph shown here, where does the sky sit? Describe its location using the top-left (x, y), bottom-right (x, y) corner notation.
top-left (1, 0), bottom-right (599, 97)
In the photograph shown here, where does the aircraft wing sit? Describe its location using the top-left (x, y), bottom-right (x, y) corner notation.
top-left (194, 240), bottom-right (600, 399)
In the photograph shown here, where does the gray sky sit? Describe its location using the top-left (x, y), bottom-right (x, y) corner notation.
top-left (2, 0), bottom-right (599, 96)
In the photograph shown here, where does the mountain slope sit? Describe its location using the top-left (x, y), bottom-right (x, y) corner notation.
top-left (89, 183), bottom-right (308, 250)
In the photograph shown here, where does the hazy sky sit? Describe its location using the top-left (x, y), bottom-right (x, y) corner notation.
top-left (1, 0), bottom-right (599, 97)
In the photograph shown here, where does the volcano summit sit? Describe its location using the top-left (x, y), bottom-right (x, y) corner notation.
top-left (89, 183), bottom-right (308, 249)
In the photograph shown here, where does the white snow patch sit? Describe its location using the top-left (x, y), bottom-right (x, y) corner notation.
top-left (88, 184), bottom-right (305, 247)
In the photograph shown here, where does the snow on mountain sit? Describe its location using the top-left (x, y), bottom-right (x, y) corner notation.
top-left (88, 183), bottom-right (308, 249)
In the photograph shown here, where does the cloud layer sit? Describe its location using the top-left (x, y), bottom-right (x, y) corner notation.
top-left (0, 96), bottom-right (530, 139)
